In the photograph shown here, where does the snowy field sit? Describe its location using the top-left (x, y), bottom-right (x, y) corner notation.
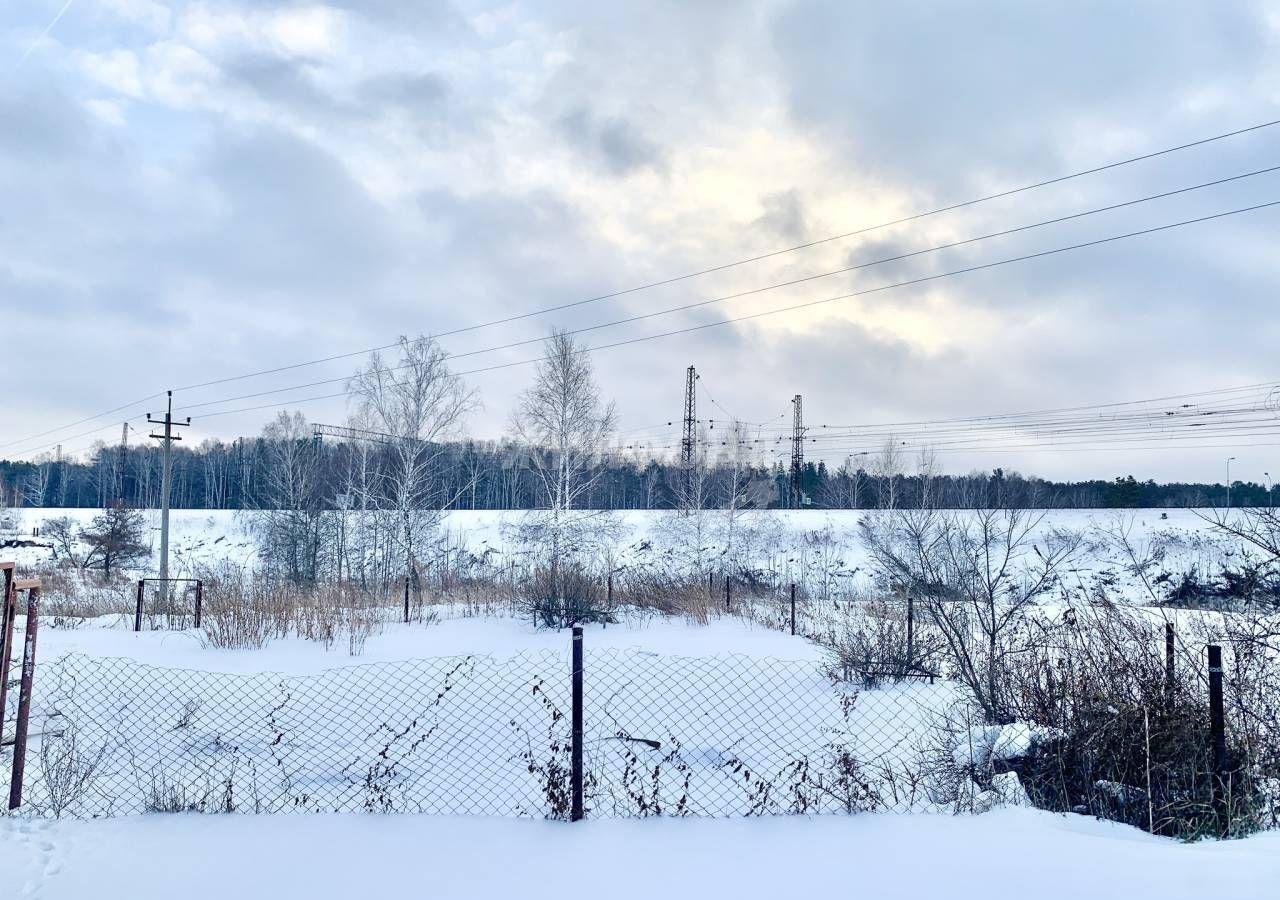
top-left (0, 505), bottom-right (1240, 603)
top-left (2, 808), bottom-right (1276, 900)
top-left (2, 506), bottom-right (1276, 898)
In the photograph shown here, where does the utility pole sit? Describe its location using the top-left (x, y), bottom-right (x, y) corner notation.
top-left (790, 394), bottom-right (805, 509)
top-left (148, 391), bottom-right (191, 591)
top-left (680, 365), bottom-right (698, 513)
top-left (1226, 456), bottom-right (1236, 510)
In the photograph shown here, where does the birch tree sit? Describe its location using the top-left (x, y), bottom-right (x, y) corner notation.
top-left (510, 329), bottom-right (617, 614)
top-left (253, 411), bottom-right (326, 584)
top-left (348, 335), bottom-right (475, 593)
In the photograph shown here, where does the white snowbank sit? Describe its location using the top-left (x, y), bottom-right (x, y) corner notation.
top-left (2, 809), bottom-right (1275, 900)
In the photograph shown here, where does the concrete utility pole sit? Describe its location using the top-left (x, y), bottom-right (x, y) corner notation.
top-left (148, 391), bottom-right (190, 591)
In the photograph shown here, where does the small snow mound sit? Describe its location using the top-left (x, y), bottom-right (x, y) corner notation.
top-left (953, 722), bottom-right (1057, 769)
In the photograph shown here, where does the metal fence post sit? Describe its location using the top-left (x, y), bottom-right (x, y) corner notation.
top-left (9, 584), bottom-right (39, 811)
top-left (403, 579), bottom-right (410, 624)
top-left (134, 579), bottom-right (145, 632)
top-left (724, 574), bottom-right (731, 612)
top-left (1207, 644), bottom-right (1228, 834)
top-left (0, 565), bottom-right (14, 736)
top-left (907, 594), bottom-right (915, 668)
top-left (194, 580), bottom-right (203, 629)
top-left (789, 582), bottom-right (796, 636)
top-left (1165, 622), bottom-right (1175, 695)
top-left (606, 574), bottom-right (613, 630)
top-left (571, 625), bottom-right (584, 822)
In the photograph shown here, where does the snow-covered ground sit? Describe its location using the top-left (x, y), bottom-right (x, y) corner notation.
top-left (32, 613), bottom-right (821, 674)
top-left (1, 505), bottom-right (1240, 607)
top-left (15, 615), bottom-right (956, 819)
top-left (2, 505), bottom-right (1274, 884)
top-left (2, 808), bottom-right (1276, 900)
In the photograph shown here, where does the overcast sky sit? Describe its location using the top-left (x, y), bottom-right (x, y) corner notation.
top-left (2, 0), bottom-right (1279, 482)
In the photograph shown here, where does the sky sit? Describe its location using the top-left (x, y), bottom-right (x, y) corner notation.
top-left (1, 0), bottom-right (1279, 483)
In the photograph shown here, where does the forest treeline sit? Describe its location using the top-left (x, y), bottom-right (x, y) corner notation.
top-left (0, 436), bottom-right (1254, 511)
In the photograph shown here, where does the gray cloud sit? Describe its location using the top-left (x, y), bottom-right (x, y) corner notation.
top-left (754, 190), bottom-right (809, 243)
top-left (768, 0), bottom-right (1271, 193)
top-left (557, 106), bottom-right (666, 176)
top-left (2, 0), bottom-right (1279, 482)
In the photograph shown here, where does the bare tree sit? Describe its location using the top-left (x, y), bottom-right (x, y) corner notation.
top-left (823, 454), bottom-right (866, 509)
top-left (23, 457), bottom-right (51, 507)
top-left (349, 335), bottom-right (476, 594)
top-left (252, 411), bottom-right (327, 584)
top-left (871, 437), bottom-right (902, 510)
top-left (720, 419), bottom-right (756, 563)
top-left (43, 516), bottom-right (84, 569)
top-left (510, 329), bottom-right (617, 620)
top-left (81, 503), bottom-right (149, 580)
top-left (861, 507), bottom-right (1081, 722)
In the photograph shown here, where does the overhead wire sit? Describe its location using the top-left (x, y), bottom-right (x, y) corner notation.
top-left (13, 117), bottom-right (1280, 450)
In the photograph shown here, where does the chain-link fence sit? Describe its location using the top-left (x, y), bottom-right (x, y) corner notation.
top-left (4, 640), bottom-right (965, 819)
top-left (3, 630), bottom-right (1271, 837)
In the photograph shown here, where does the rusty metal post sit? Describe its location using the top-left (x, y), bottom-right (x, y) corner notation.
top-left (789, 583), bottom-right (796, 636)
top-left (0, 565), bottom-right (15, 736)
top-left (9, 583), bottom-right (39, 811)
top-left (570, 625), bottom-right (584, 822)
top-left (134, 579), bottom-right (145, 632)
top-left (194, 580), bottom-right (203, 629)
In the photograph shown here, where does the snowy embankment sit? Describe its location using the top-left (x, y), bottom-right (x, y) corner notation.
top-left (2, 506), bottom-right (1229, 598)
top-left (3, 808), bottom-right (1277, 900)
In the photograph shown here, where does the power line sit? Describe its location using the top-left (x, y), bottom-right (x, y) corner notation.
top-left (0, 393), bottom-right (164, 454)
top-left (170, 189), bottom-right (1280, 418)
top-left (163, 198), bottom-right (1280, 427)
top-left (768, 380), bottom-right (1280, 433)
top-left (15, 118), bottom-right (1280, 447)
top-left (168, 117), bottom-right (1280, 395)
